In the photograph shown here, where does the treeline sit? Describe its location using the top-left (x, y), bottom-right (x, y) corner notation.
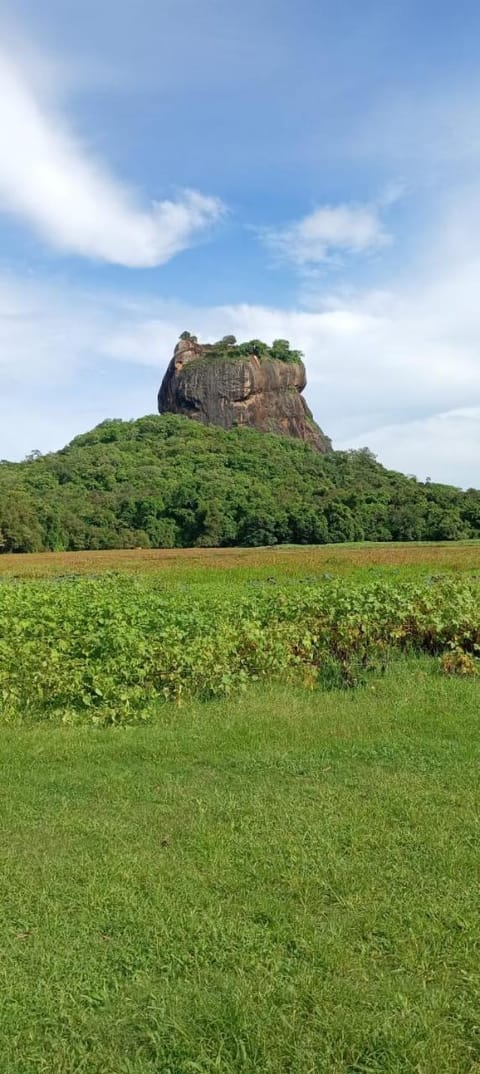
top-left (0, 414), bottom-right (479, 552)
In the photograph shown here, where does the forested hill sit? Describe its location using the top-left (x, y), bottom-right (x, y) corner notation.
top-left (1, 414), bottom-right (479, 551)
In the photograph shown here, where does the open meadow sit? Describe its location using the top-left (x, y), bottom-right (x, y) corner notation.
top-left (1, 541), bottom-right (479, 1072)
top-left (0, 539), bottom-right (479, 581)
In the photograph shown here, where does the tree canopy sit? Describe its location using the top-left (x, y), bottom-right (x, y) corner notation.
top-left (0, 414), bottom-right (478, 552)
top-left (180, 335), bottom-right (304, 364)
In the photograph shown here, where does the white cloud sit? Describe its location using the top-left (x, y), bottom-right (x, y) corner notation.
top-left (261, 202), bottom-right (390, 266)
top-left (0, 51), bottom-right (225, 266)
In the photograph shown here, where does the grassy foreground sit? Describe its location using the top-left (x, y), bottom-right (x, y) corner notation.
top-left (2, 662), bottom-right (480, 1073)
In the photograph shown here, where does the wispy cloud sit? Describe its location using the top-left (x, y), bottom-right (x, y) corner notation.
top-left (0, 50), bottom-right (225, 266)
top-left (260, 201), bottom-right (391, 267)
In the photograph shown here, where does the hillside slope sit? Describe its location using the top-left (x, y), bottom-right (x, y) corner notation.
top-left (1, 414), bottom-right (479, 551)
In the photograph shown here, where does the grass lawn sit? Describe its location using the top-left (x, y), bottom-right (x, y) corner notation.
top-left (1, 659), bottom-right (479, 1073)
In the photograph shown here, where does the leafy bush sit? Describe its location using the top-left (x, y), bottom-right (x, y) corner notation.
top-left (271, 338), bottom-right (304, 363)
top-left (439, 648), bottom-right (478, 676)
top-left (0, 574), bottom-right (478, 723)
top-left (201, 336), bottom-right (302, 365)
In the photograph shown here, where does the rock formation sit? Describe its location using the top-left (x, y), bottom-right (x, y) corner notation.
top-left (158, 335), bottom-right (332, 452)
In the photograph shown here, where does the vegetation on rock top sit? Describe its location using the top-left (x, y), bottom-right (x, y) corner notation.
top-left (179, 332), bottom-right (304, 364)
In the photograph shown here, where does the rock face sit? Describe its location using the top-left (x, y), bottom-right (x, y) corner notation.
top-left (158, 338), bottom-right (332, 452)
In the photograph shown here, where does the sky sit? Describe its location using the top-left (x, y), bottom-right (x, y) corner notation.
top-left (0, 0), bottom-right (479, 487)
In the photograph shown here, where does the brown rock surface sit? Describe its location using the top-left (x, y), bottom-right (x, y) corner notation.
top-left (158, 338), bottom-right (332, 452)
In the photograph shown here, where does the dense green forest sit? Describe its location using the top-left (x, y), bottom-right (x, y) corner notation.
top-left (0, 414), bottom-right (479, 551)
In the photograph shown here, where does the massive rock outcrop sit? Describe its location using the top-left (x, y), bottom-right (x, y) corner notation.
top-left (158, 336), bottom-right (332, 452)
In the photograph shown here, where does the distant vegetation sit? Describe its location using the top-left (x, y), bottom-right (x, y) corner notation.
top-left (180, 332), bottom-right (304, 364)
top-left (1, 414), bottom-right (479, 552)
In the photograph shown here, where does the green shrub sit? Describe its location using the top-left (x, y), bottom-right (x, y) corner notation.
top-left (0, 575), bottom-right (478, 723)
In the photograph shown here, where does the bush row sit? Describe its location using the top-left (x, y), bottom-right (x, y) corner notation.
top-left (0, 574), bottom-right (478, 723)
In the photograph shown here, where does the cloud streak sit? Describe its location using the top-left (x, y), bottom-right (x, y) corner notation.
top-left (261, 201), bottom-right (390, 266)
top-left (0, 51), bottom-right (225, 266)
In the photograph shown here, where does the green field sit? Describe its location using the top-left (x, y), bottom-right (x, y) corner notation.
top-left (1, 664), bottom-right (480, 1073)
top-left (1, 543), bottom-right (479, 1071)
top-left (0, 539), bottom-right (479, 581)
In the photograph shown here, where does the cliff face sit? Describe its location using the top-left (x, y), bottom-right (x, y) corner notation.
top-left (158, 338), bottom-right (332, 452)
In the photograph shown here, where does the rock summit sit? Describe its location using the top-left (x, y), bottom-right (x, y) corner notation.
top-left (158, 334), bottom-right (331, 452)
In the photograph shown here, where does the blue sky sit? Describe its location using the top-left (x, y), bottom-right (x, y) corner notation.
top-left (0, 0), bottom-right (479, 485)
